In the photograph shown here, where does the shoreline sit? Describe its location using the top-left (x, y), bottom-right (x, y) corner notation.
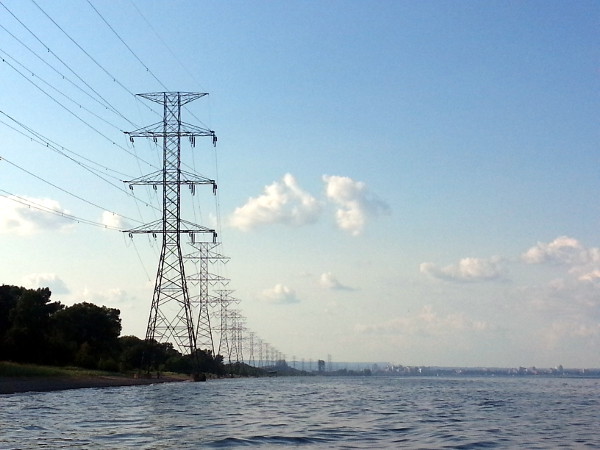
top-left (0, 374), bottom-right (190, 395)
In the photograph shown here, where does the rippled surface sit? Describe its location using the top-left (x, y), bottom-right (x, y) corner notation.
top-left (1, 376), bottom-right (599, 448)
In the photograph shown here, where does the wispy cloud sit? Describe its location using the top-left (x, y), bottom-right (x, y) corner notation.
top-left (420, 256), bottom-right (505, 282)
top-left (323, 175), bottom-right (389, 236)
top-left (21, 273), bottom-right (70, 294)
top-left (0, 196), bottom-right (73, 236)
top-left (259, 283), bottom-right (300, 304)
top-left (319, 272), bottom-right (355, 291)
top-left (229, 174), bottom-right (321, 231)
top-left (101, 211), bottom-right (126, 230)
top-left (355, 305), bottom-right (489, 336)
top-left (81, 287), bottom-right (132, 306)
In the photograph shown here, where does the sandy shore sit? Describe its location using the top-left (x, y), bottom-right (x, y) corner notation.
top-left (0, 374), bottom-right (190, 395)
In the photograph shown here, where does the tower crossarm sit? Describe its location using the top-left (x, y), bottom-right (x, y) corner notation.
top-left (125, 121), bottom-right (215, 140)
top-left (124, 219), bottom-right (217, 241)
top-left (137, 91), bottom-right (208, 105)
top-left (125, 170), bottom-right (217, 192)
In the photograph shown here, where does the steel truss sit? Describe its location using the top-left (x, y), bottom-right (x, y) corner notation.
top-left (124, 92), bottom-right (216, 373)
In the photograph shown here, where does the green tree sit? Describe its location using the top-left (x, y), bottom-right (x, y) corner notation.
top-left (3, 287), bottom-right (63, 363)
top-left (0, 285), bottom-right (24, 357)
top-left (118, 335), bottom-right (146, 371)
top-left (51, 302), bottom-right (121, 369)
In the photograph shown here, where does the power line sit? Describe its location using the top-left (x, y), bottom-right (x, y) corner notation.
top-left (29, 0), bottom-right (148, 105)
top-left (0, 1), bottom-right (142, 123)
top-left (87, 0), bottom-right (169, 91)
top-left (3, 1), bottom-right (210, 180)
top-left (0, 110), bottom-right (125, 180)
top-left (128, 0), bottom-right (199, 88)
top-left (0, 21), bottom-right (138, 128)
top-left (0, 54), bottom-right (158, 170)
top-left (0, 110), bottom-right (159, 216)
top-left (0, 189), bottom-right (122, 231)
top-left (126, 0), bottom-right (211, 129)
top-left (31, 0), bottom-right (159, 122)
top-left (0, 47), bottom-right (126, 133)
top-left (0, 154), bottom-right (142, 226)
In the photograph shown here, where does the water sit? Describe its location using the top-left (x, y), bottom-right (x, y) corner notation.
top-left (1, 376), bottom-right (599, 448)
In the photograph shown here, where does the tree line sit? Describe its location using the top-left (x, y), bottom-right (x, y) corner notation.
top-left (0, 285), bottom-right (225, 376)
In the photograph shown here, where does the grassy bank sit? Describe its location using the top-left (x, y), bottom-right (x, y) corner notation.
top-left (0, 361), bottom-right (125, 378)
top-left (0, 361), bottom-right (192, 395)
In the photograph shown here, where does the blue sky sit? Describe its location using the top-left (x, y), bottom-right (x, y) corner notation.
top-left (1, 0), bottom-right (599, 368)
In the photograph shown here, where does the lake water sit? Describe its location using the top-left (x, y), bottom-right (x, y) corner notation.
top-left (1, 375), bottom-right (599, 448)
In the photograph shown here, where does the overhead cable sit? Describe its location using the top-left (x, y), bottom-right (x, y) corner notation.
top-left (0, 1), bottom-right (144, 122)
top-left (0, 155), bottom-right (142, 226)
top-left (29, 0), bottom-right (149, 105)
top-left (87, 0), bottom-right (169, 91)
top-left (0, 189), bottom-right (122, 231)
top-left (0, 47), bottom-right (126, 133)
top-left (0, 110), bottom-right (160, 216)
top-left (0, 54), bottom-right (158, 170)
top-left (126, 0), bottom-right (210, 129)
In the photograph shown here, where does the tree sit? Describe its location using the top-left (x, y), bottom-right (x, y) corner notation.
top-left (3, 287), bottom-right (63, 363)
top-left (118, 335), bottom-right (146, 371)
top-left (51, 302), bottom-right (121, 369)
top-left (0, 285), bottom-right (24, 355)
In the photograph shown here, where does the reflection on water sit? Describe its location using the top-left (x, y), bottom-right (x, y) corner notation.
top-left (1, 376), bottom-right (599, 448)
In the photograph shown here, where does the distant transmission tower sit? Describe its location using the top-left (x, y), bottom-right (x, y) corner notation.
top-left (124, 92), bottom-right (216, 375)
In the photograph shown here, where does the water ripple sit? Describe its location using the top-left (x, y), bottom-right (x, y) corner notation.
top-left (1, 377), bottom-right (599, 448)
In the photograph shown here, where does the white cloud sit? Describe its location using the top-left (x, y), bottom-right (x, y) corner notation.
top-left (355, 306), bottom-right (489, 336)
top-left (323, 175), bottom-right (389, 236)
top-left (522, 236), bottom-right (600, 288)
top-left (229, 174), bottom-right (321, 231)
top-left (76, 287), bottom-right (136, 310)
top-left (101, 211), bottom-right (126, 230)
top-left (259, 283), bottom-right (300, 304)
top-left (319, 272), bottom-right (354, 291)
top-left (420, 256), bottom-right (505, 282)
top-left (578, 269), bottom-right (600, 283)
top-left (91, 287), bottom-right (131, 305)
top-left (21, 273), bottom-right (70, 294)
top-left (0, 196), bottom-right (73, 236)
top-left (521, 236), bottom-right (592, 265)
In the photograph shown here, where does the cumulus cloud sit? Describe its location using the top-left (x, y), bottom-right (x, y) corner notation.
top-left (0, 195), bottom-right (73, 236)
top-left (521, 236), bottom-right (599, 265)
top-left (259, 283), bottom-right (300, 304)
top-left (323, 175), bottom-right (389, 236)
top-left (420, 256), bottom-right (505, 282)
top-left (230, 174), bottom-right (321, 231)
top-left (522, 236), bottom-right (600, 288)
top-left (21, 273), bottom-right (70, 294)
top-left (319, 272), bottom-right (355, 291)
top-left (101, 211), bottom-right (126, 230)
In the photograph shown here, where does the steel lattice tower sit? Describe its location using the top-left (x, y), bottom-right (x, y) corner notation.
top-left (185, 241), bottom-right (230, 355)
top-left (124, 92), bottom-right (217, 369)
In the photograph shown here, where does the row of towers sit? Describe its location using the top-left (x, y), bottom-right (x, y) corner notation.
top-left (122, 92), bottom-right (323, 375)
top-left (124, 92), bottom-right (233, 375)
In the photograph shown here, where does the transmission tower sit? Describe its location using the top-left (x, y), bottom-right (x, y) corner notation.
top-left (124, 92), bottom-right (217, 374)
top-left (185, 241), bottom-right (230, 355)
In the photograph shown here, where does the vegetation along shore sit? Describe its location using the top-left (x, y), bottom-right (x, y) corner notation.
top-left (0, 362), bottom-right (189, 395)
